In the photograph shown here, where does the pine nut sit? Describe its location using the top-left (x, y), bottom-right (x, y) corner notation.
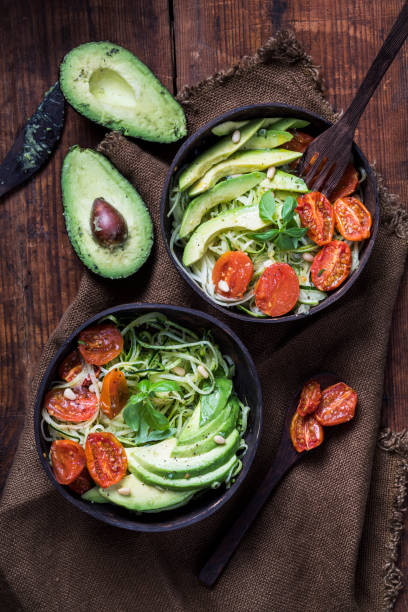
top-left (302, 253), bottom-right (315, 262)
top-left (231, 130), bottom-right (241, 144)
top-left (118, 487), bottom-right (131, 496)
top-left (172, 366), bottom-right (186, 377)
top-left (197, 365), bottom-right (209, 378)
top-left (266, 166), bottom-right (276, 180)
top-left (218, 279), bottom-right (230, 292)
top-left (88, 384), bottom-right (96, 393)
top-left (63, 388), bottom-right (76, 400)
top-left (214, 435), bottom-right (226, 445)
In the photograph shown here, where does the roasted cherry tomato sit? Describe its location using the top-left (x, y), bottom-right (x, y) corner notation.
top-left (315, 382), bottom-right (357, 426)
top-left (68, 468), bottom-right (94, 494)
top-left (100, 369), bottom-right (129, 419)
top-left (296, 192), bottom-right (334, 246)
top-left (330, 163), bottom-right (359, 201)
top-left (255, 263), bottom-right (299, 317)
top-left (45, 388), bottom-right (98, 423)
top-left (311, 240), bottom-right (352, 291)
top-left (50, 439), bottom-right (86, 485)
top-left (333, 196), bottom-right (372, 241)
top-left (58, 349), bottom-right (100, 386)
top-left (290, 411), bottom-right (324, 452)
top-left (78, 322), bottom-right (123, 366)
top-left (212, 251), bottom-right (253, 298)
top-left (283, 130), bottom-right (314, 168)
top-left (85, 432), bottom-right (127, 488)
top-left (297, 380), bottom-right (321, 417)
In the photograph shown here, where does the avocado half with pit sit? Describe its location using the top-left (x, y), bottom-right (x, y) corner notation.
top-left (60, 41), bottom-right (186, 142)
top-left (62, 146), bottom-right (153, 278)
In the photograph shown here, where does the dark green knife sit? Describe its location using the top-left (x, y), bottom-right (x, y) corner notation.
top-left (0, 82), bottom-right (65, 198)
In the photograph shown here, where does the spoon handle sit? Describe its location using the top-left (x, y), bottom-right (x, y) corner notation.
top-left (341, 1), bottom-right (408, 131)
top-left (199, 439), bottom-right (299, 588)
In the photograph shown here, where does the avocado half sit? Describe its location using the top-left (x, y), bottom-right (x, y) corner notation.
top-left (60, 41), bottom-right (186, 142)
top-left (62, 146), bottom-right (153, 278)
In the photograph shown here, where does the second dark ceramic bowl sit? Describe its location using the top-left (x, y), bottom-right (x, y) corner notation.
top-left (160, 103), bottom-right (379, 323)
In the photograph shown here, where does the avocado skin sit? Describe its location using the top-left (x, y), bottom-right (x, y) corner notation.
top-left (60, 41), bottom-right (186, 143)
top-left (62, 146), bottom-right (153, 279)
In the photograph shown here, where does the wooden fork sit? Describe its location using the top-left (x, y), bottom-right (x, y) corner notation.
top-left (297, 1), bottom-right (408, 196)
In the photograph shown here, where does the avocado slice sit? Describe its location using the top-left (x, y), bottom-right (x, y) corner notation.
top-left (182, 206), bottom-right (272, 266)
top-left (178, 403), bottom-right (201, 439)
top-left (188, 149), bottom-right (302, 196)
top-left (62, 146), bottom-right (153, 278)
top-left (178, 119), bottom-right (264, 191)
top-left (173, 399), bottom-right (239, 457)
top-left (268, 170), bottom-right (309, 193)
top-left (128, 430), bottom-right (240, 478)
top-left (82, 487), bottom-right (107, 503)
top-left (200, 376), bottom-right (233, 425)
top-left (271, 118), bottom-right (310, 131)
top-left (241, 130), bottom-right (293, 150)
top-left (179, 405), bottom-right (229, 445)
top-left (130, 454), bottom-right (239, 491)
top-left (179, 172), bottom-right (265, 238)
top-left (60, 42), bottom-right (186, 143)
top-left (211, 118), bottom-right (282, 137)
top-left (95, 473), bottom-right (193, 512)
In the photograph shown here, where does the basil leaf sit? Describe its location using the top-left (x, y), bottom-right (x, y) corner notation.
top-left (138, 379), bottom-right (151, 394)
top-left (275, 233), bottom-right (295, 251)
top-left (123, 401), bottom-right (142, 432)
top-left (252, 228), bottom-right (279, 241)
top-left (259, 190), bottom-right (276, 222)
top-left (135, 428), bottom-right (177, 444)
top-left (150, 380), bottom-right (181, 394)
top-left (285, 227), bottom-right (308, 238)
top-left (200, 377), bottom-right (233, 425)
top-left (281, 196), bottom-right (297, 223)
top-left (143, 401), bottom-right (170, 430)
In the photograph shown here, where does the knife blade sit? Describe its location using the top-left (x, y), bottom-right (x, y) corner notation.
top-left (0, 81), bottom-right (65, 198)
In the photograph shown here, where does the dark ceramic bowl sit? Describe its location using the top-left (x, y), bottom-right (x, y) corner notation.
top-left (34, 303), bottom-right (262, 532)
top-left (161, 103), bottom-right (379, 323)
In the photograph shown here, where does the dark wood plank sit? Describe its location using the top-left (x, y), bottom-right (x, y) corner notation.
top-left (173, 1), bottom-right (408, 608)
top-left (0, 0), bottom-right (173, 486)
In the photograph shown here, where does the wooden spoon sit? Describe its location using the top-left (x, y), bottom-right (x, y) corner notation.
top-left (199, 372), bottom-right (340, 588)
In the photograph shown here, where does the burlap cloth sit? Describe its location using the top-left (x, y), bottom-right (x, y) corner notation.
top-left (1, 31), bottom-right (408, 612)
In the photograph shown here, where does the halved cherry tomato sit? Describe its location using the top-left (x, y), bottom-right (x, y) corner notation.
top-left (290, 411), bottom-right (324, 452)
top-left (283, 130), bottom-right (314, 169)
top-left (85, 432), bottom-right (127, 488)
top-left (255, 263), bottom-right (299, 317)
top-left (68, 468), bottom-right (94, 494)
top-left (50, 439), bottom-right (86, 485)
top-left (45, 388), bottom-right (98, 423)
top-left (315, 382), bottom-right (357, 426)
top-left (100, 369), bottom-right (129, 419)
top-left (297, 380), bottom-right (321, 417)
top-left (58, 349), bottom-right (100, 386)
top-left (78, 322), bottom-right (123, 366)
top-left (311, 240), bottom-right (352, 291)
top-left (296, 192), bottom-right (334, 246)
top-left (334, 196), bottom-right (372, 241)
top-left (212, 251), bottom-right (253, 298)
top-left (330, 163), bottom-right (359, 201)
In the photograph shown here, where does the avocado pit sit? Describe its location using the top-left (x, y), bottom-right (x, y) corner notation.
top-left (91, 197), bottom-right (128, 248)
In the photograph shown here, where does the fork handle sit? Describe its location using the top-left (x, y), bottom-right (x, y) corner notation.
top-left (341, 1), bottom-right (408, 131)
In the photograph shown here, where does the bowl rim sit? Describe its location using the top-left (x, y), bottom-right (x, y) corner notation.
top-left (34, 302), bottom-right (262, 532)
top-left (160, 102), bottom-right (379, 323)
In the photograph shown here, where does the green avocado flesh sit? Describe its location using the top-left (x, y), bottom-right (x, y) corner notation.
top-left (60, 42), bottom-right (186, 142)
top-left (178, 119), bottom-right (264, 191)
top-left (82, 488), bottom-right (106, 503)
top-left (211, 117), bottom-right (282, 137)
top-left (241, 130), bottom-right (293, 150)
top-left (188, 149), bottom-right (302, 196)
top-left (268, 170), bottom-right (309, 193)
top-left (62, 146), bottom-right (153, 278)
top-left (179, 172), bottom-right (265, 238)
top-left (183, 206), bottom-right (272, 266)
top-left (270, 118), bottom-right (310, 131)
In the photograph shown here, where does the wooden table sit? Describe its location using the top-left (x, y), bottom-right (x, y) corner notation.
top-left (1, 0), bottom-right (407, 607)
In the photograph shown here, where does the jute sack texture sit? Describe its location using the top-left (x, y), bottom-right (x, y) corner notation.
top-left (1, 31), bottom-right (408, 612)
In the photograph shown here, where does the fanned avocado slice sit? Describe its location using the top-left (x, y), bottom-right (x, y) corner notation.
top-left (60, 42), bottom-right (186, 142)
top-left (268, 170), bottom-right (309, 193)
top-left (241, 130), bottom-right (293, 150)
top-left (182, 206), bottom-right (271, 267)
top-left (211, 117), bottom-right (282, 136)
top-left (179, 172), bottom-right (265, 238)
top-left (188, 149), bottom-right (302, 196)
top-left (178, 119), bottom-right (264, 191)
top-left (270, 118), bottom-right (310, 131)
top-left (62, 146), bottom-right (153, 279)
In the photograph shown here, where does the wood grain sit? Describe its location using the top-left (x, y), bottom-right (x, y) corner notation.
top-left (0, 0), bottom-right (407, 607)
